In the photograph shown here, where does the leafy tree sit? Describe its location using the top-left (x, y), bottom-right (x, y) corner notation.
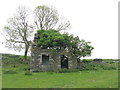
top-left (3, 5), bottom-right (70, 62)
top-left (3, 6), bottom-right (34, 61)
top-left (68, 38), bottom-right (94, 67)
top-left (35, 29), bottom-right (68, 50)
top-left (35, 29), bottom-right (94, 66)
top-left (34, 5), bottom-right (70, 31)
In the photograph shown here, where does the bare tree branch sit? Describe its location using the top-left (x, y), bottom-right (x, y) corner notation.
top-left (34, 5), bottom-right (70, 31)
top-left (3, 6), bottom-right (34, 61)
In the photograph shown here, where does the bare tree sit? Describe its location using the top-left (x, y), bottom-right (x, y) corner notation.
top-left (3, 5), bottom-right (70, 61)
top-left (4, 6), bottom-right (34, 61)
top-left (34, 5), bottom-right (70, 31)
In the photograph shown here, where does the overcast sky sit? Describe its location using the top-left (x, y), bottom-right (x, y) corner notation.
top-left (0, 0), bottom-right (118, 59)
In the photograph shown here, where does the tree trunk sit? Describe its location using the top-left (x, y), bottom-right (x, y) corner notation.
top-left (23, 45), bottom-right (29, 63)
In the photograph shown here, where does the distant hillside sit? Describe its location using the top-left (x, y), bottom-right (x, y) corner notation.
top-left (1, 53), bottom-right (118, 65)
top-left (2, 54), bottom-right (30, 65)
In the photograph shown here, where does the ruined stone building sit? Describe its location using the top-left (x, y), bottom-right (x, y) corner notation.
top-left (30, 47), bottom-right (78, 71)
top-left (30, 34), bottom-right (78, 72)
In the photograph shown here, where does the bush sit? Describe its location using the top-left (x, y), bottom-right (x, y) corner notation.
top-left (80, 62), bottom-right (117, 71)
top-left (3, 70), bottom-right (17, 74)
top-left (23, 67), bottom-right (30, 71)
top-left (24, 71), bottom-right (32, 75)
top-left (56, 68), bottom-right (79, 73)
top-left (99, 64), bottom-right (117, 70)
top-left (80, 63), bottom-right (98, 71)
top-left (58, 68), bottom-right (70, 73)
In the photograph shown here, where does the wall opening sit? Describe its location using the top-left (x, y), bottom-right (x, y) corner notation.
top-left (61, 55), bottom-right (68, 69)
top-left (42, 54), bottom-right (49, 65)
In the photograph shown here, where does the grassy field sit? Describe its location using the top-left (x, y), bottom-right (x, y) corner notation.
top-left (2, 54), bottom-right (118, 88)
top-left (0, 66), bottom-right (2, 89)
top-left (2, 70), bottom-right (118, 88)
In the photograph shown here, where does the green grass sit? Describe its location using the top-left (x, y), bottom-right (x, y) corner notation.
top-left (2, 54), bottom-right (118, 88)
top-left (0, 66), bottom-right (2, 89)
top-left (3, 70), bottom-right (118, 88)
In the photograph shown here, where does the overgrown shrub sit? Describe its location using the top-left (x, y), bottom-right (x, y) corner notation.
top-left (80, 63), bottom-right (98, 71)
top-left (23, 67), bottom-right (30, 71)
top-left (24, 71), bottom-right (32, 75)
top-left (56, 68), bottom-right (79, 73)
top-left (58, 68), bottom-right (70, 73)
top-left (80, 62), bottom-right (117, 71)
top-left (98, 63), bottom-right (117, 70)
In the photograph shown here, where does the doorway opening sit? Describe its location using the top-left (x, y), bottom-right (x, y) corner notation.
top-left (61, 55), bottom-right (68, 69)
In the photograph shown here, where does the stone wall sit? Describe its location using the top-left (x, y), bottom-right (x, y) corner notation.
top-left (30, 46), bottom-right (78, 72)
